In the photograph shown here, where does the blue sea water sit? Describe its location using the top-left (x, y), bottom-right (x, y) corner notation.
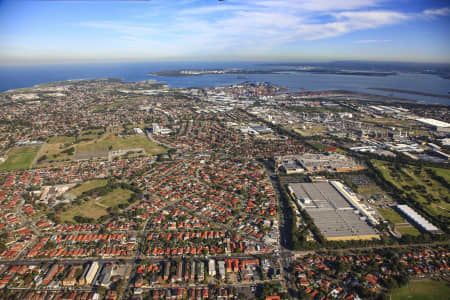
top-left (0, 61), bottom-right (449, 104)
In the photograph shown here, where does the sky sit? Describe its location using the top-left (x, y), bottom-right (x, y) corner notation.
top-left (0, 0), bottom-right (449, 65)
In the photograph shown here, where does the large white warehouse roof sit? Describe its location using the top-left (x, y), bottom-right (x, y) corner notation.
top-left (416, 118), bottom-right (450, 128)
top-left (397, 205), bottom-right (440, 232)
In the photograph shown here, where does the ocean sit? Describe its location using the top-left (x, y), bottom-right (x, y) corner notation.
top-left (0, 61), bottom-right (449, 105)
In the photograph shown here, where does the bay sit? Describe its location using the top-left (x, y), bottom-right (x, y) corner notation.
top-left (0, 61), bottom-right (449, 105)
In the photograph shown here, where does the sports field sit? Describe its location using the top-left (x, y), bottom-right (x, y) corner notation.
top-left (0, 145), bottom-right (41, 171)
top-left (390, 280), bottom-right (450, 300)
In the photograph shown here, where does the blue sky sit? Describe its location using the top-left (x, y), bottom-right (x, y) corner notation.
top-left (0, 0), bottom-right (449, 65)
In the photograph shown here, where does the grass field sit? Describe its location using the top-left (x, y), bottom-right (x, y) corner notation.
top-left (98, 188), bottom-right (133, 207)
top-left (372, 160), bottom-right (450, 219)
top-left (40, 131), bottom-right (166, 164)
top-left (294, 126), bottom-right (326, 137)
top-left (378, 207), bottom-right (421, 236)
top-left (79, 129), bottom-right (105, 138)
top-left (431, 167), bottom-right (450, 183)
top-left (40, 134), bottom-right (91, 163)
top-left (38, 143), bottom-right (75, 162)
top-left (357, 185), bottom-right (388, 201)
top-left (396, 226), bottom-right (421, 236)
top-left (309, 142), bottom-right (329, 151)
top-left (61, 187), bottom-right (133, 223)
top-left (48, 136), bottom-right (76, 144)
top-left (0, 146), bottom-right (41, 171)
top-left (360, 117), bottom-right (418, 128)
top-left (378, 208), bottom-right (405, 224)
top-left (76, 134), bottom-right (166, 155)
top-left (390, 280), bottom-right (450, 300)
top-left (93, 96), bottom-right (146, 112)
top-left (68, 179), bottom-right (108, 197)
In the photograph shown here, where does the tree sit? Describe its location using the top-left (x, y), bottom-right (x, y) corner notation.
top-left (114, 279), bottom-right (126, 296)
top-left (382, 277), bottom-right (398, 290)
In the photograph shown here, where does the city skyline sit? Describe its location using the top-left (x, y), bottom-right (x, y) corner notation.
top-left (0, 0), bottom-right (449, 65)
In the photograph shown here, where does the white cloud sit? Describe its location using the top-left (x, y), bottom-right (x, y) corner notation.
top-left (333, 10), bottom-right (408, 23)
top-left (423, 7), bottom-right (450, 17)
top-left (4, 0), bottom-right (450, 64)
top-left (219, 11), bottom-right (302, 30)
top-left (235, 0), bottom-right (384, 11)
top-left (180, 5), bottom-right (249, 15)
top-left (76, 1), bottom-right (444, 58)
top-left (80, 21), bottom-right (156, 36)
top-left (355, 39), bottom-right (391, 43)
top-left (292, 10), bottom-right (408, 40)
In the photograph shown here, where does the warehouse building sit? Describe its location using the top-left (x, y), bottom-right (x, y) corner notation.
top-left (416, 118), bottom-right (450, 133)
top-left (396, 205), bottom-right (441, 234)
top-left (288, 181), bottom-right (379, 240)
top-left (276, 153), bottom-right (365, 174)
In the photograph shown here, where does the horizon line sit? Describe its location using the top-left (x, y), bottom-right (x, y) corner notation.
top-left (1, 58), bottom-right (450, 67)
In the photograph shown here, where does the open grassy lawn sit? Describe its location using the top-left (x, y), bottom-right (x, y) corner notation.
top-left (49, 130), bottom-right (104, 144)
top-left (98, 188), bottom-right (133, 207)
top-left (37, 142), bottom-right (75, 162)
top-left (431, 167), bottom-right (450, 183)
top-left (396, 226), bottom-right (421, 236)
top-left (378, 208), bottom-right (405, 224)
top-left (390, 280), bottom-right (450, 300)
top-left (0, 145), bottom-right (41, 171)
top-left (60, 187), bottom-right (133, 223)
top-left (41, 131), bottom-right (166, 163)
top-left (80, 129), bottom-right (105, 138)
top-left (41, 131), bottom-right (105, 162)
top-left (68, 179), bottom-right (108, 198)
top-left (76, 134), bottom-right (167, 155)
top-left (294, 126), bottom-right (326, 137)
top-left (309, 142), bottom-right (329, 151)
top-left (372, 160), bottom-right (450, 219)
top-left (360, 117), bottom-right (417, 128)
top-left (48, 136), bottom-right (76, 144)
top-left (378, 207), bottom-right (421, 236)
top-left (357, 185), bottom-right (388, 201)
top-left (60, 199), bottom-right (108, 222)
top-left (93, 96), bottom-right (145, 112)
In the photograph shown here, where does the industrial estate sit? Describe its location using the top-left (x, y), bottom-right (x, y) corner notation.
top-left (0, 78), bottom-right (448, 300)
